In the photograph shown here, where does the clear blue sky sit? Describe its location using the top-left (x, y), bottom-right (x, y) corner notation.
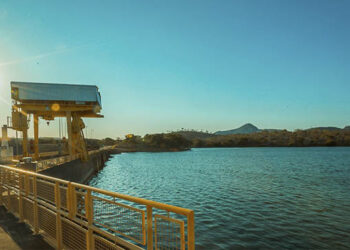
top-left (0, 0), bottom-right (349, 138)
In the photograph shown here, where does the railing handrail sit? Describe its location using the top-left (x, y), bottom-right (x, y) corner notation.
top-left (72, 182), bottom-right (194, 216)
top-left (0, 164), bottom-right (70, 184)
top-left (0, 164), bottom-right (192, 216)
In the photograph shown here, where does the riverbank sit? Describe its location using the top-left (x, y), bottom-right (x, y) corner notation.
top-left (116, 146), bottom-right (190, 153)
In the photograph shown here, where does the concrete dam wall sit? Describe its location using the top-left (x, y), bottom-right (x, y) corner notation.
top-left (40, 149), bottom-right (119, 184)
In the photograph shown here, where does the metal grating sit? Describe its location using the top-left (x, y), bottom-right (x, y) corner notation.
top-left (94, 235), bottom-right (125, 250)
top-left (60, 186), bottom-right (67, 209)
top-left (37, 179), bottom-right (55, 204)
top-left (9, 190), bottom-right (19, 214)
top-left (20, 175), bottom-right (25, 190)
top-left (62, 219), bottom-right (87, 250)
top-left (38, 205), bottom-right (57, 239)
top-left (2, 186), bottom-right (9, 209)
top-left (76, 190), bottom-right (86, 218)
top-left (93, 196), bottom-right (145, 245)
top-left (8, 171), bottom-right (19, 188)
top-left (29, 177), bottom-right (34, 195)
top-left (155, 215), bottom-right (185, 250)
top-left (5, 171), bottom-right (11, 186)
top-left (23, 197), bottom-right (34, 226)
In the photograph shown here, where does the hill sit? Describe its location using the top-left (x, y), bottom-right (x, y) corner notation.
top-left (215, 123), bottom-right (259, 135)
top-left (214, 123), bottom-right (350, 136)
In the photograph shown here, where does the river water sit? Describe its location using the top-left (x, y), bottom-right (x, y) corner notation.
top-left (89, 147), bottom-right (350, 249)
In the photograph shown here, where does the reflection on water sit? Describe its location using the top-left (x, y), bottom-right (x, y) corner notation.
top-left (89, 147), bottom-right (350, 249)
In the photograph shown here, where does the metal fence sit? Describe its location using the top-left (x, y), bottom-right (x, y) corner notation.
top-left (0, 165), bottom-right (195, 250)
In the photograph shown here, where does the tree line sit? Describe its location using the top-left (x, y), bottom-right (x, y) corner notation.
top-left (3, 128), bottom-right (349, 155)
top-left (104, 129), bottom-right (350, 149)
top-left (191, 129), bottom-right (350, 147)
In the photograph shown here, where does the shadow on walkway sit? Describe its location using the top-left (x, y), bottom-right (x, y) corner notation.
top-left (0, 206), bottom-right (53, 250)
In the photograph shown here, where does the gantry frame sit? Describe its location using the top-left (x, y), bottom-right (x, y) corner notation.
top-left (10, 82), bottom-right (103, 162)
top-left (12, 103), bottom-right (103, 161)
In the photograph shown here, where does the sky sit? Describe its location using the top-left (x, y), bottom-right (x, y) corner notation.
top-left (0, 0), bottom-right (349, 139)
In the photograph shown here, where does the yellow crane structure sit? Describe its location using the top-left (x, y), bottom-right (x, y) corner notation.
top-left (10, 81), bottom-right (103, 162)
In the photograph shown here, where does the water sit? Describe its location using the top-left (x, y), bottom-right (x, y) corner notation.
top-left (89, 147), bottom-right (350, 249)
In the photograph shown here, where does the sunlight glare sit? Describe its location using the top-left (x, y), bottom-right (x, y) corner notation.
top-left (0, 70), bottom-right (11, 106)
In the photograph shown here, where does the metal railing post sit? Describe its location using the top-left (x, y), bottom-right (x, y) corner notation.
top-left (67, 182), bottom-right (73, 219)
top-left (72, 185), bottom-right (77, 217)
top-left (86, 190), bottom-right (93, 250)
top-left (55, 182), bottom-right (62, 249)
top-left (187, 211), bottom-right (195, 250)
top-left (147, 205), bottom-right (153, 250)
top-left (19, 173), bottom-right (23, 221)
top-left (33, 176), bottom-right (39, 234)
top-left (24, 174), bottom-right (29, 196)
top-left (7, 171), bottom-right (11, 211)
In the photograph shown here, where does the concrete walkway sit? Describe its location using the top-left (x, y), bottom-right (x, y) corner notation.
top-left (0, 206), bottom-right (53, 250)
top-left (0, 225), bottom-right (20, 250)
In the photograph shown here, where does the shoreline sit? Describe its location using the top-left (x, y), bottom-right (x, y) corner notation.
top-left (115, 145), bottom-right (349, 154)
top-left (116, 146), bottom-right (191, 153)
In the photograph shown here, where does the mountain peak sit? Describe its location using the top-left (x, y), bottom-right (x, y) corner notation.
top-left (240, 123), bottom-right (258, 129)
top-left (214, 123), bottom-right (259, 135)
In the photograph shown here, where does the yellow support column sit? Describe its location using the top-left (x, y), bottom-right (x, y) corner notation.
top-left (55, 182), bottom-right (62, 249)
top-left (187, 211), bottom-right (195, 250)
top-left (147, 206), bottom-right (153, 250)
top-left (67, 182), bottom-right (76, 219)
top-left (33, 114), bottom-right (39, 160)
top-left (33, 176), bottom-right (39, 234)
top-left (85, 190), bottom-right (93, 250)
top-left (25, 174), bottom-right (29, 196)
top-left (19, 173), bottom-right (23, 222)
top-left (66, 112), bottom-right (73, 159)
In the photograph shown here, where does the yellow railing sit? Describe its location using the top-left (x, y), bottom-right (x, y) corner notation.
top-left (0, 165), bottom-right (195, 250)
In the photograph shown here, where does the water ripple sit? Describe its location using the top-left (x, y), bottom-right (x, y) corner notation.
top-left (89, 147), bottom-right (350, 249)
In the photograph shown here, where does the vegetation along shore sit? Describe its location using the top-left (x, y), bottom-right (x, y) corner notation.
top-left (111, 123), bottom-right (350, 151)
top-left (1, 124), bottom-right (350, 154)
